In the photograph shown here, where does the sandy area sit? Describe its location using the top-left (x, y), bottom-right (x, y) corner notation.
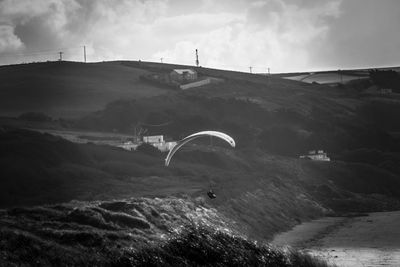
top-left (272, 211), bottom-right (400, 267)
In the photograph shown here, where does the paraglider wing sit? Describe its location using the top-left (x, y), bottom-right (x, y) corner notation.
top-left (165, 131), bottom-right (235, 166)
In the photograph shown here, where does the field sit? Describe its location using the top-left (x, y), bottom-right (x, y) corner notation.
top-left (0, 61), bottom-right (170, 118)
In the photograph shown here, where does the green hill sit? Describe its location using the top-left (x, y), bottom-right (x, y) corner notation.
top-left (0, 60), bottom-right (345, 119)
top-left (0, 61), bottom-right (170, 118)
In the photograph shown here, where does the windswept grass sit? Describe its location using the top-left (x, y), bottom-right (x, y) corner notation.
top-left (129, 224), bottom-right (333, 267)
top-left (0, 198), bottom-right (332, 267)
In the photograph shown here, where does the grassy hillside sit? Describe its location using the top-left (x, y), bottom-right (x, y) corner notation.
top-left (75, 81), bottom-right (399, 156)
top-left (0, 60), bottom-right (338, 118)
top-left (0, 198), bottom-right (331, 267)
top-left (1, 128), bottom-right (399, 240)
top-left (0, 61), bottom-right (170, 118)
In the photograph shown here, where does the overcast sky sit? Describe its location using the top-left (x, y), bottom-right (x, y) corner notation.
top-left (0, 0), bottom-right (399, 72)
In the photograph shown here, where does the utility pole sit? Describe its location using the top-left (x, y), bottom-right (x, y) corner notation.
top-left (195, 49), bottom-right (199, 67)
top-left (83, 46), bottom-right (86, 63)
top-left (268, 67), bottom-right (270, 76)
top-left (58, 52), bottom-right (63, 61)
top-left (249, 66), bottom-right (252, 74)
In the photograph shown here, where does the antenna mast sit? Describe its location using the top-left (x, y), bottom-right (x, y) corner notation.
top-left (195, 49), bottom-right (199, 67)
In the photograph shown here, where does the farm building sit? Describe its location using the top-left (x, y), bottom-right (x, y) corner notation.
top-left (143, 135), bottom-right (164, 143)
top-left (170, 69), bottom-right (197, 83)
top-left (143, 135), bottom-right (177, 152)
top-left (118, 135), bottom-right (176, 152)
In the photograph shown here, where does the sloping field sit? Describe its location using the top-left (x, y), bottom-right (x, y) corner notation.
top-left (283, 72), bottom-right (368, 85)
top-left (0, 60), bottom-right (365, 119)
top-left (0, 61), bottom-right (170, 118)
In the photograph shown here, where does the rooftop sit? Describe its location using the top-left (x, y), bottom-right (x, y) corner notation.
top-left (172, 69), bottom-right (196, 75)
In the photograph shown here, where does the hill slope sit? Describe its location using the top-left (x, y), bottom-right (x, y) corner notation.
top-left (1, 61), bottom-right (400, 265)
top-left (0, 61), bottom-right (170, 118)
top-left (1, 129), bottom-right (400, 240)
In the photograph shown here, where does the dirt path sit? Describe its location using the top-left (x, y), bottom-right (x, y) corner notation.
top-left (272, 211), bottom-right (400, 267)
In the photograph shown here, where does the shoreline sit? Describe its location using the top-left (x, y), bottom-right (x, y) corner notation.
top-left (272, 211), bottom-right (400, 267)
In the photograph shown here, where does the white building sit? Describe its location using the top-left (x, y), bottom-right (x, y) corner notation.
top-left (300, 150), bottom-right (330, 161)
top-left (142, 135), bottom-right (176, 152)
top-left (143, 135), bottom-right (164, 144)
top-left (151, 141), bottom-right (177, 152)
top-left (170, 69), bottom-right (197, 83)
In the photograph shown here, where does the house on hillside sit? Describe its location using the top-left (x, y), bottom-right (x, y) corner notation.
top-left (143, 135), bottom-right (177, 152)
top-left (170, 69), bottom-right (197, 83)
top-left (143, 135), bottom-right (164, 143)
top-left (300, 150), bottom-right (330, 161)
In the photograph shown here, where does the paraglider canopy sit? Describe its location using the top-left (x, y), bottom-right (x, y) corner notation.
top-left (165, 130), bottom-right (235, 167)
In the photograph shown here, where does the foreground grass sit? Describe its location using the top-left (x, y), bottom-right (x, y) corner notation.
top-left (0, 203), bottom-right (331, 267)
top-left (0, 228), bottom-right (332, 267)
top-left (128, 225), bottom-right (332, 267)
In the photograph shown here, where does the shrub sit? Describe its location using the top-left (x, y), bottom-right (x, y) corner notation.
top-left (136, 143), bottom-right (161, 156)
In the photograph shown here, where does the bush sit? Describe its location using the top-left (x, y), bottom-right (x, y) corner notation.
top-left (136, 143), bottom-right (161, 156)
top-left (369, 69), bottom-right (400, 91)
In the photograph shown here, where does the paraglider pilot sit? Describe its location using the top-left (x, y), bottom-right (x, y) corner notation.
top-left (164, 131), bottom-right (236, 200)
top-left (207, 189), bottom-right (216, 199)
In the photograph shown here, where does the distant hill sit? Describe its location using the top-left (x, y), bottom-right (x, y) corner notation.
top-left (0, 61), bottom-right (170, 118)
top-left (0, 60), bottom-right (335, 119)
